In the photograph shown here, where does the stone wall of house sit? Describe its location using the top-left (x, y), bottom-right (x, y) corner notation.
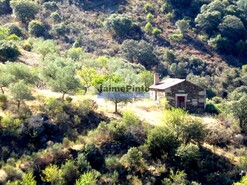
top-left (159, 81), bottom-right (206, 113)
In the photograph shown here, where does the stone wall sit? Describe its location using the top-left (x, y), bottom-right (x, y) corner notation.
top-left (155, 81), bottom-right (206, 113)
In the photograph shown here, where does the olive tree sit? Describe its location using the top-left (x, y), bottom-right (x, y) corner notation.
top-left (9, 80), bottom-right (32, 109)
top-left (0, 64), bottom-right (14, 93)
top-left (41, 57), bottom-right (80, 100)
top-left (32, 38), bottom-right (58, 60)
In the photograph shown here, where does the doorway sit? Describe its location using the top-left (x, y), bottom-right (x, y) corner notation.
top-left (176, 95), bottom-right (186, 108)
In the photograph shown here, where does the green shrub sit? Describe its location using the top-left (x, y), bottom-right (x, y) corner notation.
top-left (21, 172), bottom-right (37, 185)
top-left (164, 49), bottom-right (176, 63)
top-left (28, 20), bottom-right (46, 37)
top-left (120, 147), bottom-right (145, 172)
top-left (43, 1), bottom-right (57, 11)
top-left (105, 156), bottom-right (122, 171)
top-left (144, 22), bottom-right (153, 33)
top-left (76, 153), bottom-right (92, 173)
top-left (163, 169), bottom-right (188, 185)
top-left (152, 28), bottom-right (162, 36)
top-left (161, 3), bottom-right (173, 13)
top-left (175, 19), bottom-right (190, 35)
top-left (6, 34), bottom-right (21, 41)
top-left (5, 24), bottom-right (23, 37)
top-left (66, 47), bottom-right (84, 61)
top-left (83, 143), bottom-right (105, 170)
top-left (22, 41), bottom-right (32, 51)
top-left (169, 33), bottom-right (183, 43)
top-left (61, 160), bottom-right (80, 185)
top-left (122, 110), bottom-right (140, 126)
top-left (50, 23), bottom-right (68, 37)
top-left (206, 101), bottom-right (220, 114)
top-left (0, 93), bottom-right (7, 109)
top-left (181, 118), bottom-right (207, 145)
top-left (0, 115), bottom-right (21, 133)
top-left (41, 164), bottom-right (63, 184)
top-left (50, 12), bottom-right (61, 23)
top-left (144, 2), bottom-right (154, 12)
top-left (163, 108), bottom-right (188, 132)
top-left (146, 127), bottom-right (180, 158)
top-left (105, 14), bottom-right (133, 38)
top-left (10, 0), bottom-right (39, 23)
top-left (0, 41), bottom-right (20, 62)
top-left (176, 143), bottom-right (200, 168)
top-left (0, 0), bottom-right (11, 16)
top-left (75, 171), bottom-right (99, 185)
top-left (146, 13), bottom-right (154, 22)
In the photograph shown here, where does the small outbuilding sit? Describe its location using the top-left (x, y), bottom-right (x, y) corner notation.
top-left (149, 73), bottom-right (206, 112)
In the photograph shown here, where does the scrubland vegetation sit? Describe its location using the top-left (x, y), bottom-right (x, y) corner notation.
top-left (0, 0), bottom-right (247, 184)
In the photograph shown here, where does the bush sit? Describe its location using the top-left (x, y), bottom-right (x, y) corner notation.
top-left (43, 1), bottom-right (57, 11)
top-left (146, 127), bottom-right (180, 158)
top-left (22, 41), bottom-right (32, 51)
top-left (105, 14), bottom-right (133, 38)
top-left (0, 0), bottom-right (11, 16)
top-left (50, 12), bottom-right (62, 23)
top-left (28, 20), bottom-right (46, 37)
top-left (176, 143), bottom-right (200, 168)
top-left (181, 118), bottom-right (207, 145)
top-left (144, 3), bottom-right (151, 12)
top-left (41, 164), bottom-right (63, 184)
top-left (120, 147), bottom-right (145, 172)
top-left (10, 0), bottom-right (39, 23)
top-left (152, 28), bottom-right (162, 36)
top-left (163, 170), bottom-right (188, 185)
top-left (206, 101), bottom-right (220, 114)
top-left (144, 22), bottom-right (153, 33)
top-left (6, 34), bottom-right (21, 41)
top-left (5, 24), bottom-right (23, 37)
top-left (0, 41), bottom-right (20, 62)
top-left (169, 33), bottom-right (183, 43)
top-left (76, 153), bottom-right (92, 173)
top-left (175, 19), bottom-right (190, 35)
top-left (75, 171), bottom-right (99, 185)
top-left (146, 13), bottom-right (154, 22)
top-left (50, 23), bottom-right (68, 37)
top-left (105, 156), bottom-right (122, 171)
top-left (61, 160), bottom-right (80, 185)
top-left (120, 39), bottom-right (158, 70)
top-left (83, 143), bottom-right (105, 170)
top-left (66, 47), bottom-right (84, 61)
top-left (21, 172), bottom-right (37, 185)
top-left (0, 93), bottom-right (7, 109)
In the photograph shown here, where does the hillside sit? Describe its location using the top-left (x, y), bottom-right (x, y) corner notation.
top-left (1, 0), bottom-right (247, 184)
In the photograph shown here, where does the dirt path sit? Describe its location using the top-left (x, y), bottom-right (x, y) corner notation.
top-left (32, 88), bottom-right (241, 166)
top-left (33, 88), bottom-right (163, 125)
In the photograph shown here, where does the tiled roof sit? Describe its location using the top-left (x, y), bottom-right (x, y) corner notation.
top-left (149, 78), bottom-right (185, 90)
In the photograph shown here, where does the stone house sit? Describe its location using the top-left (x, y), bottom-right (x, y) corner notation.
top-left (149, 74), bottom-right (206, 112)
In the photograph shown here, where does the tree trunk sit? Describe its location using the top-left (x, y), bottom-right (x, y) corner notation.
top-left (83, 87), bottom-right (88, 95)
top-left (62, 92), bottom-right (66, 100)
top-left (114, 99), bottom-right (118, 113)
top-left (0, 87), bottom-right (4, 94)
top-left (17, 100), bottom-right (21, 110)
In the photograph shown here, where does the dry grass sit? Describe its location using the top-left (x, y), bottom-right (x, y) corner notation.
top-left (4, 87), bottom-right (243, 168)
